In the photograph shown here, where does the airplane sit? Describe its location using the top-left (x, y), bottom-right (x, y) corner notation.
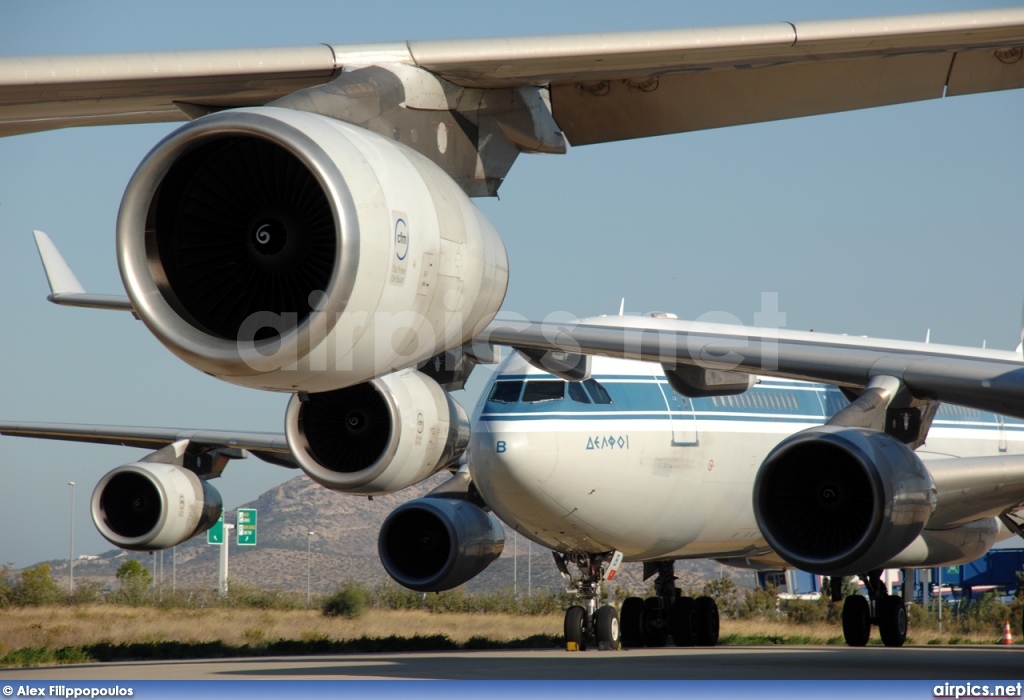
top-left (4, 6), bottom-right (1024, 651)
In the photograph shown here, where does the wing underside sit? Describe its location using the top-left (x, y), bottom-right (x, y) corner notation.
top-left (1, 9), bottom-right (1023, 140)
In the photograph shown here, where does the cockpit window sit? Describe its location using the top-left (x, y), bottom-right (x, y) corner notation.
top-left (568, 382), bottom-right (591, 404)
top-left (583, 378), bottom-right (613, 404)
top-left (488, 380), bottom-right (523, 404)
top-left (522, 380), bottom-right (565, 403)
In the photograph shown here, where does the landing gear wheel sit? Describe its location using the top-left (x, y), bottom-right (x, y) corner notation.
top-left (669, 596), bottom-right (696, 647)
top-left (620, 597), bottom-right (645, 648)
top-left (596, 605), bottom-right (620, 649)
top-left (877, 594), bottom-right (908, 647)
top-left (564, 605), bottom-right (588, 651)
top-left (842, 595), bottom-right (871, 647)
top-left (695, 596), bottom-right (720, 646)
top-left (643, 596), bottom-right (668, 647)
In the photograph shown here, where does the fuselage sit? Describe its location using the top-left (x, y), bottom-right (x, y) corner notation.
top-left (468, 352), bottom-right (1024, 563)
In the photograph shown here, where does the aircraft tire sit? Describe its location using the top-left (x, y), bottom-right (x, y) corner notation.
top-left (695, 596), bottom-right (720, 646)
top-left (620, 597), bottom-right (645, 648)
top-left (564, 605), bottom-right (588, 651)
top-left (877, 594), bottom-right (908, 647)
top-left (669, 596), bottom-right (696, 646)
top-left (842, 595), bottom-right (871, 647)
top-left (596, 605), bottom-right (620, 649)
top-left (643, 596), bottom-right (668, 647)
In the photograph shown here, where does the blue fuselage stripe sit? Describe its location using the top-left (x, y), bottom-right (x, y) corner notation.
top-left (481, 376), bottom-right (1024, 430)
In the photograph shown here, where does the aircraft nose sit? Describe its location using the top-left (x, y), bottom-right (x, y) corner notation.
top-left (473, 430), bottom-right (557, 483)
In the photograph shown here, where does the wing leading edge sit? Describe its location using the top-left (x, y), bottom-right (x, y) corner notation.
top-left (0, 422), bottom-right (294, 469)
top-left (2, 8), bottom-right (1023, 141)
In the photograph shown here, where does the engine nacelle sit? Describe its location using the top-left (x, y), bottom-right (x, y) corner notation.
top-left (285, 369), bottom-right (469, 495)
top-left (378, 497), bottom-right (504, 592)
top-left (91, 463), bottom-right (222, 551)
top-left (881, 518), bottom-right (1003, 569)
top-left (752, 426), bottom-right (936, 576)
top-left (117, 107), bottom-right (508, 393)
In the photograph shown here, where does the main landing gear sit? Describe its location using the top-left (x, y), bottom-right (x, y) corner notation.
top-left (838, 569), bottom-right (907, 647)
top-left (619, 561), bottom-right (720, 649)
top-left (555, 552), bottom-right (622, 650)
top-left (556, 555), bottom-right (721, 651)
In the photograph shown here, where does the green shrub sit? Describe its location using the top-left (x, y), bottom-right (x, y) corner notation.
top-left (737, 584), bottom-right (780, 620)
top-left (14, 565), bottom-right (64, 606)
top-left (0, 566), bottom-right (14, 609)
top-left (114, 560), bottom-right (152, 606)
top-left (701, 577), bottom-right (740, 617)
top-left (225, 581), bottom-right (303, 610)
top-left (322, 583), bottom-right (368, 618)
top-left (68, 580), bottom-right (103, 606)
top-left (785, 598), bottom-right (828, 625)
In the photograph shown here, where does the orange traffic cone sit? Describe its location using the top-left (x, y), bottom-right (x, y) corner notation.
top-left (1003, 620), bottom-right (1013, 645)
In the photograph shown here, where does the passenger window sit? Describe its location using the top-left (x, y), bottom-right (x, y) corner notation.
top-left (488, 380), bottom-right (523, 404)
top-left (522, 380), bottom-right (565, 403)
top-left (568, 382), bottom-right (591, 404)
top-left (583, 378), bottom-right (613, 404)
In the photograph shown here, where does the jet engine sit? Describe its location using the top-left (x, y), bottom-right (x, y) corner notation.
top-left (285, 369), bottom-right (469, 495)
top-left (378, 497), bottom-right (504, 592)
top-left (91, 462), bottom-right (222, 551)
top-left (117, 106), bottom-right (508, 393)
top-left (752, 426), bottom-right (936, 576)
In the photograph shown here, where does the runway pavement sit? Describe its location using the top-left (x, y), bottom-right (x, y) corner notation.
top-left (2, 646), bottom-right (1023, 680)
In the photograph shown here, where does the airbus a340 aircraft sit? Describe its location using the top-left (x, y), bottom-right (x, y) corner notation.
top-left (3, 6), bottom-right (1024, 652)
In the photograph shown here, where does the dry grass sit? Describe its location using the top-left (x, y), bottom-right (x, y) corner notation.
top-left (0, 606), bottom-right (562, 651)
top-left (719, 617), bottom-right (1003, 646)
top-left (0, 607), bottom-right (1008, 656)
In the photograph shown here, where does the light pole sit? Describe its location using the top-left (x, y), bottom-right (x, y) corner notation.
top-left (67, 481), bottom-right (75, 595)
top-left (307, 531), bottom-right (314, 605)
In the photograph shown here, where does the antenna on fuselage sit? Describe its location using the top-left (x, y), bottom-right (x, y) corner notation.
top-left (1017, 298), bottom-right (1024, 357)
top-left (618, 298), bottom-right (625, 316)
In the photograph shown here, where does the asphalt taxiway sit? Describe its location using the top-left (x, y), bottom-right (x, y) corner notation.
top-left (1, 646), bottom-right (1023, 680)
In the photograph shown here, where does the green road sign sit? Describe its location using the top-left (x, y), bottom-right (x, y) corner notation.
top-left (208, 514), bottom-right (224, 545)
top-left (237, 508), bottom-right (257, 546)
top-left (945, 566), bottom-right (960, 576)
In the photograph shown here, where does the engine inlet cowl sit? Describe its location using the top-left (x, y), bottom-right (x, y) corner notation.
top-left (285, 370), bottom-right (470, 495)
top-left (378, 497), bottom-right (504, 592)
top-left (91, 463), bottom-right (222, 551)
top-left (151, 135), bottom-right (337, 343)
top-left (752, 426), bottom-right (935, 576)
top-left (118, 106), bottom-right (508, 393)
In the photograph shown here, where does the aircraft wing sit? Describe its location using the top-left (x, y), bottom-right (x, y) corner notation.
top-left (0, 422), bottom-right (295, 468)
top-left (2, 8), bottom-right (1024, 140)
top-left (482, 315), bottom-right (1024, 420)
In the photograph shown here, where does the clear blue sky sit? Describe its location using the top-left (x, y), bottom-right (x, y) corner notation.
top-left (2, 0), bottom-right (1023, 568)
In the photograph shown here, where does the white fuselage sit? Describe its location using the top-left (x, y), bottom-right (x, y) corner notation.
top-left (468, 353), bottom-right (1024, 563)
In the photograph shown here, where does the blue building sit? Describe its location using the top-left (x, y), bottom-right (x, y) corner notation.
top-left (759, 548), bottom-right (1024, 603)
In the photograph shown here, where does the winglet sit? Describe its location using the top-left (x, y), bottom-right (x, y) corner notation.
top-left (31, 231), bottom-right (134, 312)
top-left (33, 230), bottom-right (86, 296)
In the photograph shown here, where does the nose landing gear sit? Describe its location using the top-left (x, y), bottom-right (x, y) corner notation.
top-left (554, 551), bottom-right (623, 650)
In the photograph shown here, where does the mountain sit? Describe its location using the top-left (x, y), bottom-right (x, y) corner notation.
top-left (37, 471), bottom-right (741, 597)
